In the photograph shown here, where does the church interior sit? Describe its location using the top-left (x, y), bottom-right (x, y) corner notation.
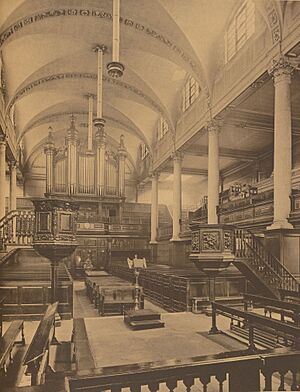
top-left (0, 1), bottom-right (300, 391)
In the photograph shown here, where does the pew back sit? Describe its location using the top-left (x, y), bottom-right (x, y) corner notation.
top-left (23, 302), bottom-right (58, 386)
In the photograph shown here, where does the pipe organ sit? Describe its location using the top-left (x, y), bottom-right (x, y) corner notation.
top-left (44, 117), bottom-right (127, 201)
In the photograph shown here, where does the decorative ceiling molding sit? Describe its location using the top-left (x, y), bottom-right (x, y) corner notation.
top-left (19, 110), bottom-right (150, 149)
top-left (6, 72), bottom-right (169, 120)
top-left (263, 0), bottom-right (282, 44)
top-left (0, 7), bottom-right (202, 81)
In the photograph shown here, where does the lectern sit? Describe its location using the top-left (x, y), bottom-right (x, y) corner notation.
top-left (124, 255), bottom-right (164, 330)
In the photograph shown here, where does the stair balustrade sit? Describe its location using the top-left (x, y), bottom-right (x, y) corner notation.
top-left (0, 210), bottom-right (35, 250)
top-left (234, 228), bottom-right (299, 295)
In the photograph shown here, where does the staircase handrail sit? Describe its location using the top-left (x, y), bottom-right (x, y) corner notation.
top-left (0, 209), bottom-right (35, 249)
top-left (0, 209), bottom-right (35, 229)
top-left (243, 240), bottom-right (283, 292)
top-left (234, 227), bottom-right (299, 292)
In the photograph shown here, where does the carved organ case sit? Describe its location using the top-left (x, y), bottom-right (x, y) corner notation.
top-left (44, 117), bottom-right (127, 221)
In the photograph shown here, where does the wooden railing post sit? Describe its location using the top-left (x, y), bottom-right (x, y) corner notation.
top-left (209, 302), bottom-right (219, 334)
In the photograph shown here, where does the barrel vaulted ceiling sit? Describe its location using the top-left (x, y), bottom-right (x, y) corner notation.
top-left (0, 0), bottom-right (297, 181)
top-left (0, 0), bottom-right (240, 169)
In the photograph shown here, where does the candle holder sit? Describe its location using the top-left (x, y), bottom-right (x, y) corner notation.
top-left (107, 61), bottom-right (125, 78)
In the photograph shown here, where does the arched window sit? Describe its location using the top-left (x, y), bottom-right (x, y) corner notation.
top-left (225, 0), bottom-right (255, 62)
top-left (157, 117), bottom-right (169, 141)
top-left (182, 75), bottom-right (200, 112)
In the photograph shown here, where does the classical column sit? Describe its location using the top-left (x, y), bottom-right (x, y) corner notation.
top-left (0, 135), bottom-right (6, 220)
top-left (171, 152), bottom-right (183, 241)
top-left (66, 117), bottom-right (78, 195)
top-left (207, 120), bottom-right (220, 224)
top-left (268, 57), bottom-right (294, 229)
top-left (118, 135), bottom-right (127, 197)
top-left (95, 129), bottom-right (106, 196)
top-left (9, 160), bottom-right (17, 211)
top-left (44, 128), bottom-right (55, 195)
top-left (150, 171), bottom-right (159, 244)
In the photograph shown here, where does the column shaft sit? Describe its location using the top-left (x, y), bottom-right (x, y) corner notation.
top-left (171, 153), bottom-right (182, 241)
top-left (268, 58), bottom-right (294, 229)
top-left (0, 138), bottom-right (6, 220)
top-left (9, 161), bottom-right (17, 211)
top-left (207, 123), bottom-right (220, 224)
top-left (150, 173), bottom-right (159, 243)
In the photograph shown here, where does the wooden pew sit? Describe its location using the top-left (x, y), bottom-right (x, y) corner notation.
top-left (0, 320), bottom-right (25, 377)
top-left (23, 302), bottom-right (58, 386)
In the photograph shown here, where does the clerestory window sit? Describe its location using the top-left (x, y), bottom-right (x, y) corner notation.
top-left (157, 117), bottom-right (169, 141)
top-left (182, 75), bottom-right (200, 112)
top-left (225, 0), bottom-right (255, 63)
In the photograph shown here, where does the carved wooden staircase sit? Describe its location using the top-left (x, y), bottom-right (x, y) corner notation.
top-left (234, 228), bottom-right (299, 299)
top-left (0, 209), bottom-right (35, 264)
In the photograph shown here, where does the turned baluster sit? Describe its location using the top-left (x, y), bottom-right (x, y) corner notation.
top-left (199, 374), bottom-right (211, 392)
top-left (248, 324), bottom-right (256, 352)
top-left (183, 376), bottom-right (195, 392)
top-left (215, 371), bottom-right (227, 392)
top-left (166, 378), bottom-right (177, 392)
top-left (148, 382), bottom-right (160, 392)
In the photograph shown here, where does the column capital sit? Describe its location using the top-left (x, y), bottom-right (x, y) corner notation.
top-left (268, 56), bottom-right (295, 83)
top-left (150, 170), bottom-right (160, 180)
top-left (172, 151), bottom-right (184, 162)
top-left (206, 119), bottom-right (222, 133)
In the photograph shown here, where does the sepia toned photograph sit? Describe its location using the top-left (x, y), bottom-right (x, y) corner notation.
top-left (0, 0), bottom-right (299, 391)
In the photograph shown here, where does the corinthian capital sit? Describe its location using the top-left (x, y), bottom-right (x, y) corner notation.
top-left (268, 56), bottom-right (294, 82)
top-left (206, 119), bottom-right (222, 133)
top-left (171, 151), bottom-right (184, 162)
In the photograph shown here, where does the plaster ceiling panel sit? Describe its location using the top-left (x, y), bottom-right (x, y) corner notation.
top-left (123, 48), bottom-right (186, 123)
top-left (219, 126), bottom-right (273, 152)
top-left (2, 34), bottom-right (87, 96)
top-left (157, 0), bottom-right (237, 81)
top-left (15, 90), bottom-right (82, 131)
top-left (237, 79), bottom-right (274, 115)
top-left (183, 155), bottom-right (208, 170)
top-left (108, 97), bottom-right (158, 144)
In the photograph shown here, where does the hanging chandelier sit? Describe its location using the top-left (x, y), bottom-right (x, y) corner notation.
top-left (107, 0), bottom-right (125, 78)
